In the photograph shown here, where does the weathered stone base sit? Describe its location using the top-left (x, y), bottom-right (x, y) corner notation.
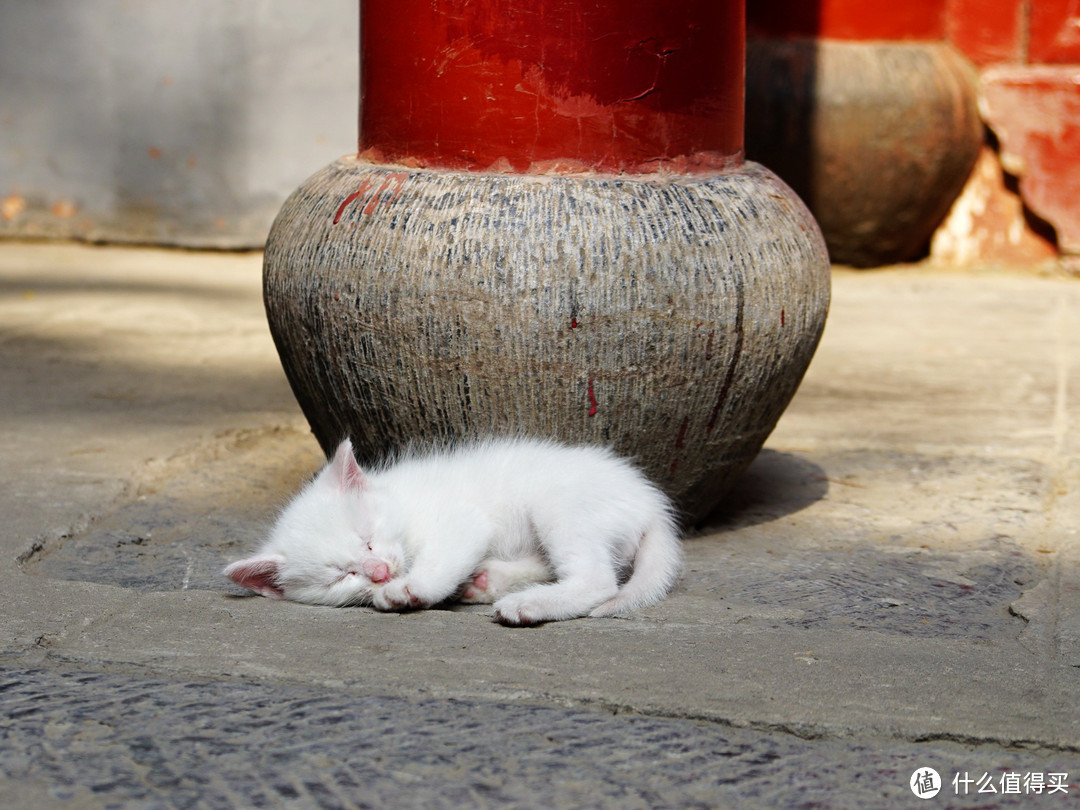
top-left (263, 158), bottom-right (830, 521)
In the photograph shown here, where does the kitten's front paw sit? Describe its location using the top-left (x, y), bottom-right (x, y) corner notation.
top-left (373, 579), bottom-right (425, 612)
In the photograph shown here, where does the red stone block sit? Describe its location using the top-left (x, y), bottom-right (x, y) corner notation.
top-left (944, 0), bottom-right (1024, 65)
top-left (1030, 0), bottom-right (1080, 64)
top-left (981, 66), bottom-right (1080, 254)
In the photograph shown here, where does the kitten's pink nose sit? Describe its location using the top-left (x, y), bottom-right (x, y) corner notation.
top-left (363, 560), bottom-right (391, 583)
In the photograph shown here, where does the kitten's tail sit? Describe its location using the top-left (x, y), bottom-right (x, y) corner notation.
top-left (589, 518), bottom-right (682, 618)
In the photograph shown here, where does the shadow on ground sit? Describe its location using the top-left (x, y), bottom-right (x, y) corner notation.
top-left (700, 449), bottom-right (830, 531)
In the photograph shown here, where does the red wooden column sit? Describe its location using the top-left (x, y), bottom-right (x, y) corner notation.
top-left (360, 0), bottom-right (744, 174)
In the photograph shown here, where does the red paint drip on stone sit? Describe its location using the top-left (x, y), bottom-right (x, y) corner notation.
top-left (333, 186), bottom-right (368, 224)
top-left (362, 173), bottom-right (408, 214)
top-left (332, 174), bottom-right (408, 223)
top-left (781, 308), bottom-right (786, 327)
top-left (675, 417), bottom-right (690, 448)
top-left (587, 380), bottom-right (598, 416)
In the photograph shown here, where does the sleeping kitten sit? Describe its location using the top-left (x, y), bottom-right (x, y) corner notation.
top-left (224, 437), bottom-right (682, 625)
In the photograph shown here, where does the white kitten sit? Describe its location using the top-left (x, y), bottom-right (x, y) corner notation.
top-left (224, 437), bottom-right (682, 625)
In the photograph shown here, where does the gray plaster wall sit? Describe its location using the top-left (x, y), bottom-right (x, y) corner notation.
top-left (0, 0), bottom-right (358, 248)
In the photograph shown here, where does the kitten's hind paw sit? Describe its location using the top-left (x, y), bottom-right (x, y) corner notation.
top-left (460, 570), bottom-right (494, 604)
top-left (493, 602), bottom-right (543, 626)
top-left (493, 581), bottom-right (618, 625)
top-left (492, 591), bottom-right (553, 626)
top-left (460, 556), bottom-right (552, 605)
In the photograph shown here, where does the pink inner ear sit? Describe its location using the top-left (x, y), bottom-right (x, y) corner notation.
top-left (331, 439), bottom-right (368, 493)
top-left (224, 556), bottom-right (285, 599)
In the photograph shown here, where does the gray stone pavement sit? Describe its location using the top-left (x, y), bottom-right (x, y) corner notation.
top-left (1, 242), bottom-right (1079, 807)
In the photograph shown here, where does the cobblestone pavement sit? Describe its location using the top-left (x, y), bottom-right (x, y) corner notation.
top-left (2, 664), bottom-right (1076, 810)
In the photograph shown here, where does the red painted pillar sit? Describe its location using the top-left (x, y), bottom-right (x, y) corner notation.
top-left (360, 0), bottom-right (743, 174)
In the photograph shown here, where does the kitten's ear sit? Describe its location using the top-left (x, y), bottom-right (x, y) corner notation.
top-left (224, 555), bottom-right (286, 599)
top-left (327, 438), bottom-right (368, 493)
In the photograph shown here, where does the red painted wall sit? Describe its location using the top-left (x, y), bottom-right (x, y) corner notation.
top-left (747, 0), bottom-right (946, 41)
top-left (1030, 0), bottom-right (1080, 63)
top-left (945, 0), bottom-right (1080, 256)
top-left (944, 0), bottom-right (1024, 65)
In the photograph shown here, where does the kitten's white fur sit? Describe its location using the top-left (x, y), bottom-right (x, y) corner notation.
top-left (224, 437), bottom-right (682, 625)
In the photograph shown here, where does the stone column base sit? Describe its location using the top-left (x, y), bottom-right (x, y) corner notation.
top-left (264, 157), bottom-right (830, 522)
